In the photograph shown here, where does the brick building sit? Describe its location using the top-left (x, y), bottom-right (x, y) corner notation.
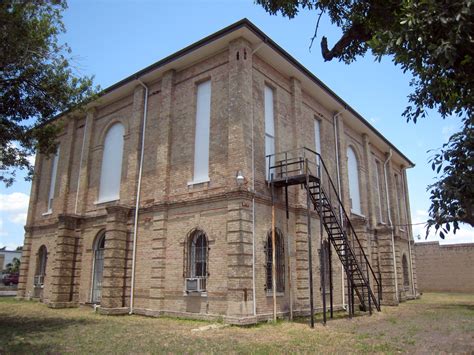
top-left (18, 19), bottom-right (418, 323)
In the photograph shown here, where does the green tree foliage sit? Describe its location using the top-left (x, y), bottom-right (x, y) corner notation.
top-left (0, 1), bottom-right (98, 186)
top-left (257, 0), bottom-right (473, 236)
top-left (5, 257), bottom-right (20, 273)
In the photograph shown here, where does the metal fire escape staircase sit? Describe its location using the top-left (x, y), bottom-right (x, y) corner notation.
top-left (268, 148), bottom-right (381, 319)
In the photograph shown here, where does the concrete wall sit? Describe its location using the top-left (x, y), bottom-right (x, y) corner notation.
top-left (415, 242), bottom-right (474, 293)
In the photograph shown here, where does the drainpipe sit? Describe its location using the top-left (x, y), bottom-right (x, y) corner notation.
top-left (401, 166), bottom-right (416, 297)
top-left (251, 42), bottom-right (264, 317)
top-left (383, 149), bottom-right (399, 302)
top-left (74, 113), bottom-right (89, 214)
top-left (333, 111), bottom-right (346, 309)
top-left (130, 79), bottom-right (149, 314)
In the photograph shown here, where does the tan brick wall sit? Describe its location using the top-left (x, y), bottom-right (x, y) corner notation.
top-left (19, 32), bottom-right (416, 321)
top-left (415, 242), bottom-right (474, 293)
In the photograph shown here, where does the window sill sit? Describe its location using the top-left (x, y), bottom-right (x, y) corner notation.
top-left (350, 211), bottom-right (366, 218)
top-left (184, 291), bottom-right (207, 297)
top-left (94, 197), bottom-right (120, 205)
top-left (42, 210), bottom-right (52, 216)
top-left (266, 291), bottom-right (285, 297)
top-left (187, 178), bottom-right (210, 187)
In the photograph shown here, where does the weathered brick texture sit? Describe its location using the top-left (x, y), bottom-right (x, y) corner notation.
top-left (415, 242), bottom-right (474, 293)
top-left (18, 21), bottom-right (417, 323)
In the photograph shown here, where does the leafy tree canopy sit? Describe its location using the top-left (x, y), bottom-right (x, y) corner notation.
top-left (257, 0), bottom-right (473, 237)
top-left (0, 0), bottom-right (98, 186)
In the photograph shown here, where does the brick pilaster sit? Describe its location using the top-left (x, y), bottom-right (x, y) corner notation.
top-left (228, 38), bottom-right (253, 188)
top-left (226, 197), bottom-right (254, 316)
top-left (49, 214), bottom-right (81, 308)
top-left (100, 205), bottom-right (130, 313)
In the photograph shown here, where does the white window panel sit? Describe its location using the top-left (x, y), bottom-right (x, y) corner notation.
top-left (47, 147), bottom-right (60, 212)
top-left (98, 123), bottom-right (124, 202)
top-left (264, 85), bottom-right (275, 180)
top-left (375, 159), bottom-right (385, 223)
top-left (347, 147), bottom-right (361, 214)
top-left (193, 80), bottom-right (211, 183)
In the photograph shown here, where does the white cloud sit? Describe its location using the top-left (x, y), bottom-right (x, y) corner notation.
top-left (412, 209), bottom-right (474, 244)
top-left (9, 213), bottom-right (27, 225)
top-left (441, 125), bottom-right (456, 140)
top-left (0, 192), bottom-right (30, 212)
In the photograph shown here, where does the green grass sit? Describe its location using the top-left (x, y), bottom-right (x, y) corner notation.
top-left (0, 292), bottom-right (473, 354)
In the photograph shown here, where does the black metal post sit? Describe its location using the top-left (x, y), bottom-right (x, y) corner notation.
top-left (328, 241), bottom-right (334, 319)
top-left (346, 248), bottom-right (352, 318)
top-left (367, 264), bottom-right (372, 315)
top-left (305, 160), bottom-right (315, 328)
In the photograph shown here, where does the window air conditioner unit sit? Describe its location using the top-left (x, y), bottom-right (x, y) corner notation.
top-left (186, 277), bottom-right (206, 292)
top-left (34, 275), bottom-right (44, 287)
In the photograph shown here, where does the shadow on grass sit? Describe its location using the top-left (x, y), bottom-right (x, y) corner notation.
top-left (0, 314), bottom-right (96, 354)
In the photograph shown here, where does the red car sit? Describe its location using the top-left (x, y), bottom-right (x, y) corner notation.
top-left (2, 273), bottom-right (19, 286)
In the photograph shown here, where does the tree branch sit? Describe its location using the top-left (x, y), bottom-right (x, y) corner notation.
top-left (320, 23), bottom-right (372, 61)
top-left (309, 10), bottom-right (324, 52)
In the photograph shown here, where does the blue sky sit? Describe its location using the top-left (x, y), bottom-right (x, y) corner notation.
top-left (1, 0), bottom-right (472, 249)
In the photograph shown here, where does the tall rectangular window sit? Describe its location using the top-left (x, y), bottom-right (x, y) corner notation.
top-left (193, 80), bottom-right (211, 183)
top-left (47, 147), bottom-right (60, 212)
top-left (394, 173), bottom-right (403, 226)
top-left (264, 85), bottom-right (275, 180)
top-left (375, 159), bottom-right (385, 223)
top-left (314, 118), bottom-right (321, 166)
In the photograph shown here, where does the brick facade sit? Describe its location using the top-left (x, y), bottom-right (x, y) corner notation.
top-left (18, 20), bottom-right (418, 323)
top-left (415, 242), bottom-right (474, 293)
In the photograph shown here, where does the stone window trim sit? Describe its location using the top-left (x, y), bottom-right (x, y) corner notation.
top-left (34, 245), bottom-right (48, 288)
top-left (183, 228), bottom-right (211, 294)
top-left (264, 227), bottom-right (285, 293)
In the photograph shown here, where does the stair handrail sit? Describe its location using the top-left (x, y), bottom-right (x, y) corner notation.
top-left (267, 147), bottom-right (381, 305)
top-left (304, 148), bottom-right (380, 301)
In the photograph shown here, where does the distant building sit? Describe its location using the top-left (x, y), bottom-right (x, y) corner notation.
top-left (18, 19), bottom-right (417, 323)
top-left (0, 249), bottom-right (22, 271)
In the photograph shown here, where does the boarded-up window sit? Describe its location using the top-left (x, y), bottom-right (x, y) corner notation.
top-left (374, 159), bottom-right (385, 223)
top-left (193, 80), bottom-right (211, 183)
top-left (47, 147), bottom-right (60, 212)
top-left (265, 228), bottom-right (285, 292)
top-left (402, 254), bottom-right (410, 287)
top-left (98, 123), bottom-right (124, 202)
top-left (264, 85), bottom-right (275, 180)
top-left (347, 147), bottom-right (361, 214)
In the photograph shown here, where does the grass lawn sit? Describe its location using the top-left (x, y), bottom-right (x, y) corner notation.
top-left (0, 292), bottom-right (473, 354)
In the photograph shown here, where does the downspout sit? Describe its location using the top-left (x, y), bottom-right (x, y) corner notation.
top-left (333, 111), bottom-right (346, 309)
top-left (383, 149), bottom-right (399, 302)
top-left (130, 79), bottom-right (149, 314)
top-left (251, 41), bottom-right (264, 317)
top-left (74, 114), bottom-right (89, 214)
top-left (401, 166), bottom-right (416, 297)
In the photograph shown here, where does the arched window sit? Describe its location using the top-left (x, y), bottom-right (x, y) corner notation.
top-left (184, 230), bottom-right (208, 292)
top-left (402, 254), bottom-right (410, 287)
top-left (265, 228), bottom-right (285, 292)
top-left (347, 146), bottom-right (362, 214)
top-left (91, 232), bottom-right (106, 303)
top-left (34, 245), bottom-right (47, 287)
top-left (320, 240), bottom-right (331, 291)
top-left (98, 123), bottom-right (125, 202)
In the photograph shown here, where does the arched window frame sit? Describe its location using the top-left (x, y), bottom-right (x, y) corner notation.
top-left (265, 228), bottom-right (285, 293)
top-left (91, 230), bottom-right (106, 303)
top-left (34, 245), bottom-right (48, 287)
top-left (320, 240), bottom-right (331, 291)
top-left (347, 145), bottom-right (362, 215)
top-left (184, 229), bottom-right (209, 293)
top-left (97, 122), bottom-right (125, 203)
top-left (402, 254), bottom-right (410, 288)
